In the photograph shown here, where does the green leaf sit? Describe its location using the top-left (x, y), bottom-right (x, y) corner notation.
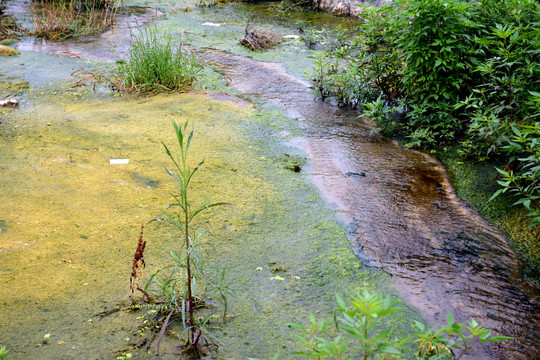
top-left (446, 311), bottom-right (454, 326)
top-left (529, 216), bottom-right (540, 227)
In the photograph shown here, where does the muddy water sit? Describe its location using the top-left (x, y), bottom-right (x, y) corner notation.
top-left (198, 49), bottom-right (540, 359)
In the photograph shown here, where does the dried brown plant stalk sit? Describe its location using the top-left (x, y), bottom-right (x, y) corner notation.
top-left (130, 224), bottom-right (150, 303)
top-left (239, 17), bottom-right (282, 51)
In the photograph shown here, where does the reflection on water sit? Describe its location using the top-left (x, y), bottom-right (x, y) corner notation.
top-left (198, 48), bottom-right (540, 360)
top-left (6, 1), bottom-right (159, 62)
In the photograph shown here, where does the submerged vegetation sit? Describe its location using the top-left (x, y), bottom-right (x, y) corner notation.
top-left (291, 289), bottom-right (511, 360)
top-left (306, 0), bottom-right (540, 227)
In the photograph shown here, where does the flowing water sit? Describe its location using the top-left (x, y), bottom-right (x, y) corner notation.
top-left (2, 1), bottom-right (540, 359)
top-left (196, 49), bottom-right (540, 359)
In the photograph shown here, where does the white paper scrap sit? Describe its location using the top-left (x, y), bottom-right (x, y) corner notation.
top-left (109, 159), bottom-right (130, 165)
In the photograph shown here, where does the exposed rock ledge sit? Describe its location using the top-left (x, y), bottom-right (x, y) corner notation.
top-left (317, 0), bottom-right (392, 16)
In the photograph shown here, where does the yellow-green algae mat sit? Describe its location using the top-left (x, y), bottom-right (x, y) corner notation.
top-left (0, 91), bottom-right (414, 359)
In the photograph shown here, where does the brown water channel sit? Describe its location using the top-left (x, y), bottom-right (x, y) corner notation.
top-left (2, 1), bottom-right (540, 359)
top-left (197, 49), bottom-right (540, 359)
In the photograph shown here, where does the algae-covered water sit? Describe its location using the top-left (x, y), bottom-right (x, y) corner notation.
top-left (0, 70), bottom-right (402, 360)
top-left (1, 0), bottom-right (540, 359)
top-left (0, 5), bottom-right (405, 358)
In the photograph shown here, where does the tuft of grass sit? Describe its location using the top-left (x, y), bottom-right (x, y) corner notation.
top-left (115, 25), bottom-right (202, 95)
top-left (0, 346), bottom-right (8, 360)
top-left (28, 0), bottom-right (117, 40)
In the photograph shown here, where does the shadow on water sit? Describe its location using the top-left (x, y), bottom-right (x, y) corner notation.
top-left (197, 48), bottom-right (540, 360)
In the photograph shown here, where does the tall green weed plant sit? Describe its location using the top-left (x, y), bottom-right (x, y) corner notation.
top-left (291, 289), bottom-right (510, 360)
top-left (142, 121), bottom-right (233, 358)
top-left (117, 25), bottom-right (202, 94)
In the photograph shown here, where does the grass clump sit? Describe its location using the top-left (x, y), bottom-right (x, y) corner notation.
top-left (116, 26), bottom-right (202, 95)
top-left (28, 0), bottom-right (117, 40)
top-left (0, 4), bottom-right (22, 41)
top-left (0, 346), bottom-right (8, 360)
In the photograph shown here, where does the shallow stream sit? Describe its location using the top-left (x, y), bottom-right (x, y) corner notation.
top-left (1, 1), bottom-right (539, 359)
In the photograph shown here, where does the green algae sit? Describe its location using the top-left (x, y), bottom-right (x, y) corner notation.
top-left (438, 150), bottom-right (540, 282)
top-left (0, 3), bottom-right (428, 357)
top-left (121, 0), bottom-right (359, 77)
top-left (0, 82), bottom-right (421, 359)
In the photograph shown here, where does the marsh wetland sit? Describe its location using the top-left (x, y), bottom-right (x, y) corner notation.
top-left (1, 1), bottom-right (539, 359)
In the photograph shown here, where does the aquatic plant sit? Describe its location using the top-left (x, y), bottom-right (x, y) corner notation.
top-left (0, 5), bottom-right (22, 41)
top-left (115, 25), bottom-right (202, 94)
top-left (28, 0), bottom-right (117, 40)
top-left (291, 289), bottom-right (511, 360)
top-left (0, 346), bottom-right (8, 360)
top-left (130, 225), bottom-right (149, 304)
top-left (140, 121), bottom-right (232, 358)
top-left (239, 17), bottom-right (283, 51)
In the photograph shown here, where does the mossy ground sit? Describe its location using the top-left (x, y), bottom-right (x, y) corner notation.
top-left (438, 149), bottom-right (540, 282)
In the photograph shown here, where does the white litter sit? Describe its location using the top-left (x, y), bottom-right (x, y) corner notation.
top-left (283, 35), bottom-right (299, 39)
top-left (202, 22), bottom-right (221, 27)
top-left (109, 159), bottom-right (130, 165)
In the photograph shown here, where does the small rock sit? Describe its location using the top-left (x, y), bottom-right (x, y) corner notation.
top-left (0, 98), bottom-right (19, 107)
top-left (0, 44), bottom-right (20, 56)
top-left (345, 171), bottom-right (366, 178)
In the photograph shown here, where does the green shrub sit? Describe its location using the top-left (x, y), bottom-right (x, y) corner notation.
top-left (116, 26), bottom-right (202, 94)
top-left (306, 0), bottom-right (540, 225)
top-left (290, 289), bottom-right (511, 360)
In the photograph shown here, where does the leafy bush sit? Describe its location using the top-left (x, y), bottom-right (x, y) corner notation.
top-left (116, 26), bottom-right (202, 94)
top-left (291, 289), bottom-right (511, 360)
top-left (489, 123), bottom-right (540, 227)
top-left (306, 0), bottom-right (540, 225)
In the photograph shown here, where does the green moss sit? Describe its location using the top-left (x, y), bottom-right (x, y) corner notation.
top-left (438, 149), bottom-right (540, 283)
